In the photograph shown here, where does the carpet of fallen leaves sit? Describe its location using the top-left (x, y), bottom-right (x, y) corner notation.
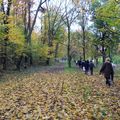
top-left (0, 68), bottom-right (120, 120)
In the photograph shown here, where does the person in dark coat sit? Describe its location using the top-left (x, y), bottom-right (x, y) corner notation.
top-left (84, 60), bottom-right (89, 74)
top-left (99, 58), bottom-right (114, 86)
top-left (89, 60), bottom-right (95, 75)
top-left (81, 60), bottom-right (85, 71)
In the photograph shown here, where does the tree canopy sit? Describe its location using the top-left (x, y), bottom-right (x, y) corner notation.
top-left (0, 0), bottom-right (120, 70)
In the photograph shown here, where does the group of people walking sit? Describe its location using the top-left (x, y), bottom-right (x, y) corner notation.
top-left (76, 57), bottom-right (115, 87)
top-left (76, 59), bottom-right (95, 75)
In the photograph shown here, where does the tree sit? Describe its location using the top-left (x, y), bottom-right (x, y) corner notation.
top-left (0, 0), bottom-right (12, 70)
top-left (61, 0), bottom-right (79, 67)
top-left (77, 0), bottom-right (91, 61)
top-left (12, 0), bottom-right (48, 66)
top-left (91, 0), bottom-right (120, 62)
top-left (42, 0), bottom-right (65, 64)
top-left (40, 0), bottom-right (67, 64)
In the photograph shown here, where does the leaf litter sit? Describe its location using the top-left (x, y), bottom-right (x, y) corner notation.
top-left (0, 70), bottom-right (120, 120)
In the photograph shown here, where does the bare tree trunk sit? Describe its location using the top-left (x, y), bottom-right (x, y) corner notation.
top-left (27, 1), bottom-right (33, 65)
top-left (67, 25), bottom-right (71, 68)
top-left (81, 14), bottom-right (86, 61)
top-left (95, 46), bottom-right (99, 66)
top-left (102, 45), bottom-right (106, 63)
top-left (101, 32), bottom-right (106, 63)
top-left (82, 26), bottom-right (86, 61)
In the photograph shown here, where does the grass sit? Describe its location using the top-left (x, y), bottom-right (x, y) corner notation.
top-left (64, 66), bottom-right (78, 73)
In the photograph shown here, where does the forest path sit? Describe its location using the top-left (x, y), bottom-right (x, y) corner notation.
top-left (25, 63), bottom-right (65, 73)
top-left (0, 64), bottom-right (120, 119)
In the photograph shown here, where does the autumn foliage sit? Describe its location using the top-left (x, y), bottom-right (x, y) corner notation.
top-left (0, 68), bottom-right (120, 119)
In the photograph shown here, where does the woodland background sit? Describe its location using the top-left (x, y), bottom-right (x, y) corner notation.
top-left (0, 0), bottom-right (120, 119)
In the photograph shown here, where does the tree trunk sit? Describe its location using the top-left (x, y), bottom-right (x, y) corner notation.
top-left (27, 35), bottom-right (33, 65)
top-left (3, 55), bottom-right (7, 70)
top-left (101, 32), bottom-right (106, 63)
top-left (82, 26), bottom-right (86, 61)
top-left (95, 46), bottom-right (98, 66)
top-left (46, 57), bottom-right (50, 65)
top-left (54, 43), bottom-right (59, 59)
top-left (2, 40), bottom-right (7, 70)
top-left (67, 25), bottom-right (71, 68)
top-left (16, 55), bottom-right (23, 71)
top-left (24, 56), bottom-right (28, 69)
top-left (27, 2), bottom-right (33, 65)
top-left (108, 47), bottom-right (112, 61)
top-left (102, 45), bottom-right (106, 63)
top-left (29, 53), bottom-right (33, 65)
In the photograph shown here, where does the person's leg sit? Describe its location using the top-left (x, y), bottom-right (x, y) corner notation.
top-left (108, 79), bottom-right (111, 86)
top-left (91, 68), bottom-right (93, 75)
top-left (106, 78), bottom-right (109, 85)
top-left (111, 74), bottom-right (114, 84)
top-left (105, 77), bottom-right (111, 86)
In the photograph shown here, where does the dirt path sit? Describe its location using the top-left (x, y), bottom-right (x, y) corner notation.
top-left (0, 64), bottom-right (65, 82)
